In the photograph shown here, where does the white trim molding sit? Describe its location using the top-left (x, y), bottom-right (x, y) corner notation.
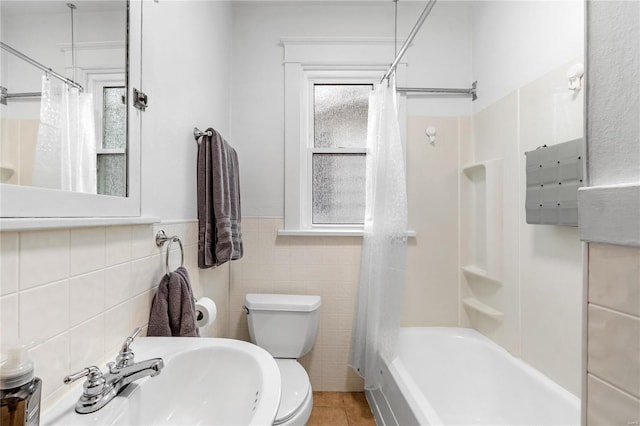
top-left (282, 37), bottom-right (407, 233)
top-left (578, 183), bottom-right (640, 246)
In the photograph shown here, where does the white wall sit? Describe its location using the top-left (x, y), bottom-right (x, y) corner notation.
top-left (583, 2), bottom-right (640, 423)
top-left (585, 0), bottom-right (640, 186)
top-left (140, 0), bottom-right (232, 220)
top-left (472, 0), bottom-right (584, 112)
top-left (231, 2), bottom-right (472, 217)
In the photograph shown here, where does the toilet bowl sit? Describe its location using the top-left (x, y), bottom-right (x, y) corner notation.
top-left (274, 359), bottom-right (313, 425)
top-left (244, 294), bottom-right (321, 426)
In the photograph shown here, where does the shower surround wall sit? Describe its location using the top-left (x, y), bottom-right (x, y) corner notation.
top-left (462, 59), bottom-right (584, 396)
top-left (455, 0), bottom-right (585, 397)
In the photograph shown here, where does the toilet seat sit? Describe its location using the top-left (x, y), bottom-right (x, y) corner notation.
top-left (273, 359), bottom-right (312, 425)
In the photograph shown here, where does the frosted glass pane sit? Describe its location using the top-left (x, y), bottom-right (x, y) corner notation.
top-left (97, 154), bottom-right (126, 196)
top-left (314, 85), bottom-right (370, 148)
top-left (103, 87), bottom-right (126, 149)
top-left (312, 154), bottom-right (365, 224)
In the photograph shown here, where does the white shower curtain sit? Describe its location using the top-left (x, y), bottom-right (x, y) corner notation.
top-left (348, 77), bottom-right (408, 389)
top-left (33, 75), bottom-right (97, 194)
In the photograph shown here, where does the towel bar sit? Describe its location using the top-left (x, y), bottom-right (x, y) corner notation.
top-left (193, 127), bottom-right (213, 143)
top-left (155, 230), bottom-right (184, 276)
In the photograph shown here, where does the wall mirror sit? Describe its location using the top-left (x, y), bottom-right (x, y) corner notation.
top-left (0, 0), bottom-right (142, 218)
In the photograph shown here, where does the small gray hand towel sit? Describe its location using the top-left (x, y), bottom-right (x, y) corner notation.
top-left (147, 267), bottom-right (200, 337)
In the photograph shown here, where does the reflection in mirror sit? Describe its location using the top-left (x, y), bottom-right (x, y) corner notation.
top-left (0, 0), bottom-right (128, 196)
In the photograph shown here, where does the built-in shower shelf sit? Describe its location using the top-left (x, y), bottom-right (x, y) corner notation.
top-left (460, 158), bottom-right (503, 280)
top-left (462, 162), bottom-right (486, 176)
top-left (462, 297), bottom-right (504, 322)
top-left (461, 265), bottom-right (501, 285)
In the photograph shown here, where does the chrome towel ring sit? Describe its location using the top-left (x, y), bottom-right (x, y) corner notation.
top-left (155, 230), bottom-right (184, 276)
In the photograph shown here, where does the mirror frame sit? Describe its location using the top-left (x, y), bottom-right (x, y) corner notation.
top-left (0, 0), bottom-right (141, 218)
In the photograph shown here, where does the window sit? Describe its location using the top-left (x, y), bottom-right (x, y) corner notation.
top-left (311, 84), bottom-right (370, 225)
top-left (281, 38), bottom-right (406, 234)
top-left (97, 85), bottom-right (127, 196)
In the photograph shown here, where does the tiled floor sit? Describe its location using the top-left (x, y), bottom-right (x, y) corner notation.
top-left (308, 391), bottom-right (376, 426)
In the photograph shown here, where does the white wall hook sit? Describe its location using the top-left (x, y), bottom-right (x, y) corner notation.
top-left (566, 63), bottom-right (584, 91)
top-left (426, 127), bottom-right (437, 146)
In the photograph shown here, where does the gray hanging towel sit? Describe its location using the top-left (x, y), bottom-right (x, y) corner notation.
top-left (147, 267), bottom-right (200, 337)
top-left (197, 128), bottom-right (243, 268)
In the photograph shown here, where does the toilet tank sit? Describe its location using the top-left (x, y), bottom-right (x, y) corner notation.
top-left (245, 294), bottom-right (321, 358)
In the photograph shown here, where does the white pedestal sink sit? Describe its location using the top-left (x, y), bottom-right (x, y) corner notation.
top-left (43, 338), bottom-right (281, 426)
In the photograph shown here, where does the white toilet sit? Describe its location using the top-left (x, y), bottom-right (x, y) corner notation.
top-left (244, 293), bottom-right (321, 426)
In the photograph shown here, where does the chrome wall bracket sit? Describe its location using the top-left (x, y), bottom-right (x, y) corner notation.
top-left (133, 88), bottom-right (148, 111)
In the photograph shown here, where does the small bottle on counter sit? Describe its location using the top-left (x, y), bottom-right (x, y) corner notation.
top-left (1, 346), bottom-right (42, 426)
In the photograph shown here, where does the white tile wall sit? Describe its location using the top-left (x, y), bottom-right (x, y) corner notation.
top-left (19, 230), bottom-right (69, 290)
top-left (229, 217), bottom-right (364, 392)
top-left (19, 280), bottom-right (69, 341)
top-left (69, 271), bottom-right (105, 327)
top-left (587, 374), bottom-right (640, 426)
top-left (589, 243), bottom-right (640, 316)
top-left (588, 305), bottom-right (640, 398)
top-left (0, 232), bottom-right (18, 295)
top-left (587, 243), bottom-right (640, 424)
top-left (0, 220), bottom-right (229, 410)
top-left (69, 227), bottom-right (106, 276)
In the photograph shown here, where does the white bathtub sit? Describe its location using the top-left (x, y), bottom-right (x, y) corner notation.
top-left (367, 327), bottom-right (580, 426)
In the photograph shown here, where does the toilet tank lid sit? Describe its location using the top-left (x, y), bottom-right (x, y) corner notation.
top-left (245, 294), bottom-right (321, 312)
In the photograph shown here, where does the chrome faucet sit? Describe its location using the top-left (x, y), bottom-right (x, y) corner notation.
top-left (63, 327), bottom-right (164, 414)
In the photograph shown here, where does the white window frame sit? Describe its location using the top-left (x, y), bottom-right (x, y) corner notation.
top-left (305, 74), bottom-right (377, 230)
top-left (282, 38), bottom-right (406, 235)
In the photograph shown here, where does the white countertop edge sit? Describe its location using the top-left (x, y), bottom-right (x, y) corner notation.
top-left (0, 216), bottom-right (161, 231)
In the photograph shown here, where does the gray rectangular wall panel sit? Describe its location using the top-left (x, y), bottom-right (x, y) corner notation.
top-left (525, 138), bottom-right (584, 226)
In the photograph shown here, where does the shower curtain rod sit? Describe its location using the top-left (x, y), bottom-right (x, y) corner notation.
top-left (381, 0), bottom-right (437, 83)
top-left (0, 89), bottom-right (41, 105)
top-left (397, 81), bottom-right (478, 101)
top-left (0, 42), bottom-right (83, 91)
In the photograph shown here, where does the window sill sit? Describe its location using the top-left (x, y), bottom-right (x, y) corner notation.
top-left (277, 228), bottom-right (417, 238)
top-left (0, 216), bottom-right (160, 232)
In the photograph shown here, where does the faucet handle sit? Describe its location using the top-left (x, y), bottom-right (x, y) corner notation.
top-left (64, 366), bottom-right (106, 397)
top-left (116, 327), bottom-right (142, 368)
top-left (64, 366), bottom-right (102, 384)
top-left (125, 327), bottom-right (142, 346)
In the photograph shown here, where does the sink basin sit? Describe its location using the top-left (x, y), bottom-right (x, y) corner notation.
top-left (42, 338), bottom-right (281, 426)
